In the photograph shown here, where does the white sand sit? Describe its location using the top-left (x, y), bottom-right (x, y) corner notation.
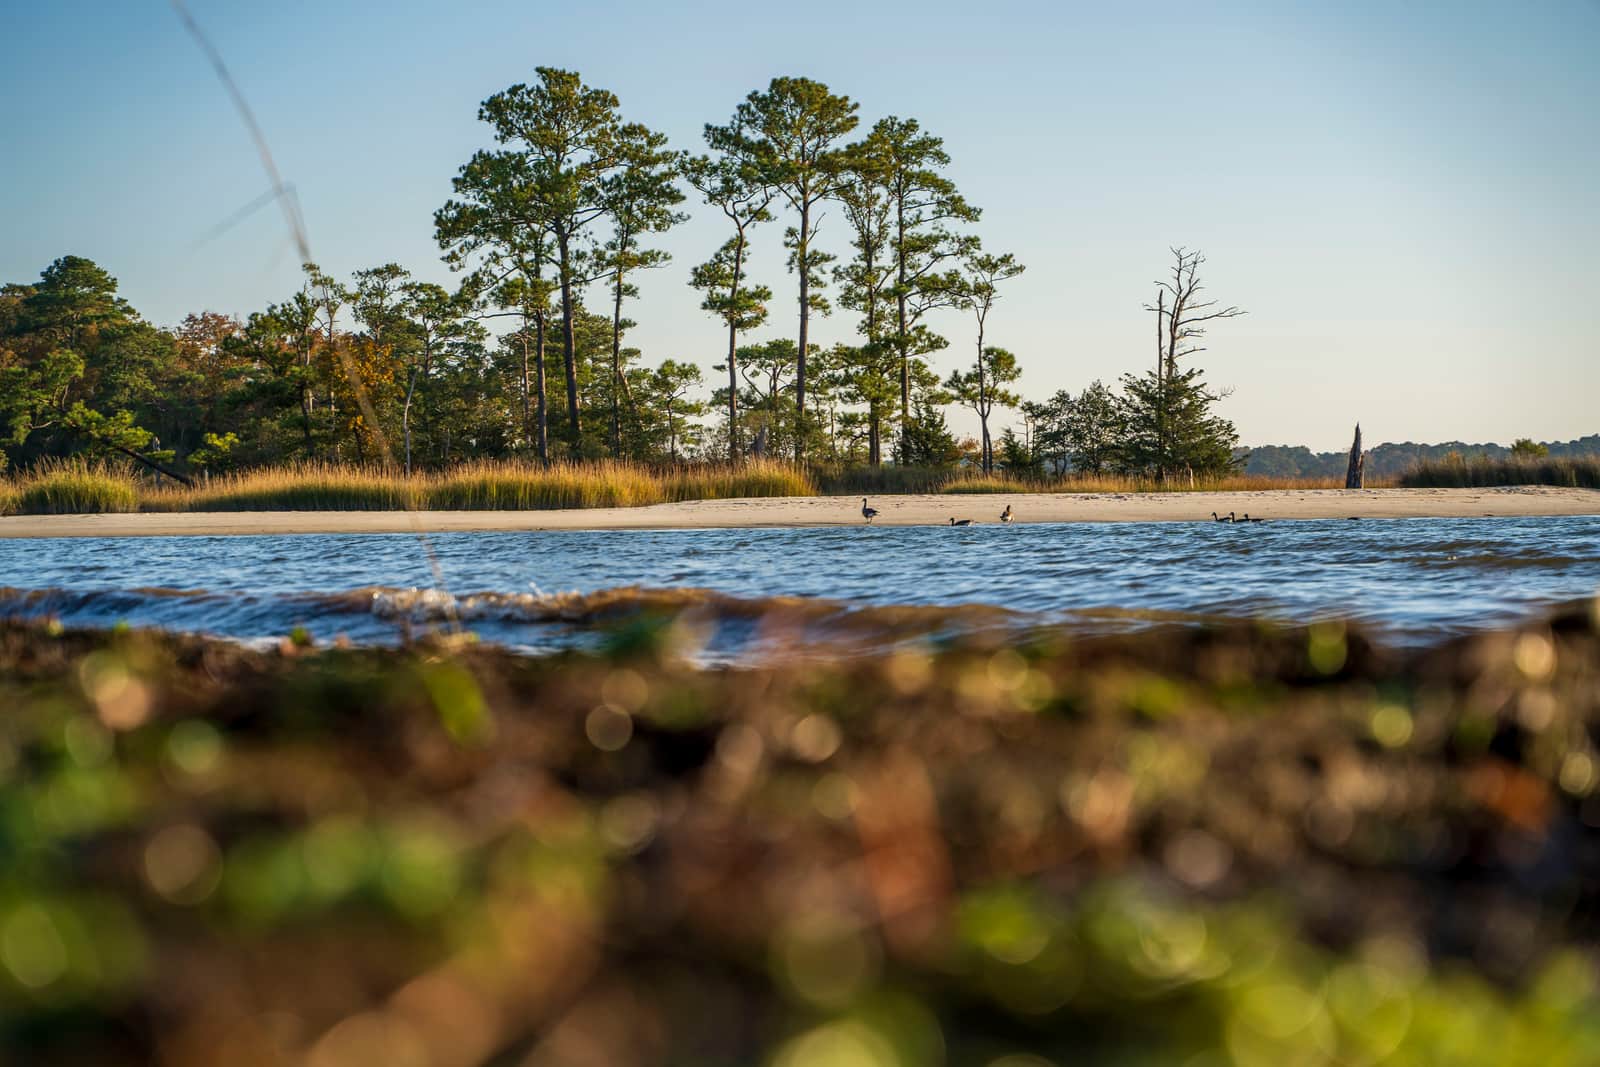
top-left (1, 487), bottom-right (1596, 538)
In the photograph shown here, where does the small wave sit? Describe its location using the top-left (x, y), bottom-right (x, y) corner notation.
top-left (0, 583), bottom-right (1042, 661)
top-left (339, 583), bottom-right (1032, 637)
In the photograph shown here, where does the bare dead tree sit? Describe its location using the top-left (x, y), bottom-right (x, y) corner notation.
top-left (1143, 247), bottom-right (1245, 469)
top-left (1346, 423), bottom-right (1365, 488)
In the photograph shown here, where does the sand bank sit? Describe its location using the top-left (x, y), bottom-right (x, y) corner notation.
top-left (1, 486), bottom-right (1596, 538)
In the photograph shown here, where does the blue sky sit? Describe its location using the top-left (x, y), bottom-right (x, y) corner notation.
top-left (3, 0), bottom-right (1596, 450)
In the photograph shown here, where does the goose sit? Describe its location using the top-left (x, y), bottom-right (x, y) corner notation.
top-left (1241, 513), bottom-right (1264, 523)
top-left (949, 517), bottom-right (973, 527)
top-left (1000, 505), bottom-right (1014, 524)
top-left (1211, 512), bottom-right (1234, 523)
top-left (861, 498), bottom-right (879, 524)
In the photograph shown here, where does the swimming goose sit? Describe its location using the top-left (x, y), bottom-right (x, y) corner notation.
top-left (861, 498), bottom-right (879, 524)
top-left (1241, 513), bottom-right (1264, 523)
top-left (1211, 512), bottom-right (1234, 523)
top-left (1000, 505), bottom-right (1014, 524)
top-left (949, 517), bottom-right (972, 527)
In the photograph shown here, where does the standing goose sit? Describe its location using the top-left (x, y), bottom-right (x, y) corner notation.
top-left (1000, 505), bottom-right (1014, 524)
top-left (861, 498), bottom-right (879, 524)
top-left (949, 517), bottom-right (973, 527)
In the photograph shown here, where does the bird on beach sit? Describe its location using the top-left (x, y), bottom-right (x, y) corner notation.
top-left (1000, 505), bottom-right (1014, 524)
top-left (1211, 512), bottom-right (1234, 523)
top-left (861, 498), bottom-right (879, 524)
top-left (949, 517), bottom-right (973, 527)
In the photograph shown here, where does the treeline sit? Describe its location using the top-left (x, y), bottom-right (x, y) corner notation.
top-left (1, 69), bottom-right (1248, 480)
top-left (1245, 435), bottom-right (1600, 480)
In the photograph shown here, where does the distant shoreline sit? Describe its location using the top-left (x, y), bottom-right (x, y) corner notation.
top-left (1, 486), bottom-right (1596, 538)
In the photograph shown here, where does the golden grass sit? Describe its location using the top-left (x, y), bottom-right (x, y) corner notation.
top-left (143, 463), bottom-right (417, 512)
top-left (133, 459), bottom-right (816, 512)
top-left (8, 458), bottom-right (141, 514)
top-left (820, 464), bottom-right (1371, 496)
top-left (939, 473), bottom-right (1036, 494)
top-left (1036, 472), bottom-right (1365, 493)
top-left (427, 461), bottom-right (661, 510)
top-left (0, 459), bottom-right (1385, 516)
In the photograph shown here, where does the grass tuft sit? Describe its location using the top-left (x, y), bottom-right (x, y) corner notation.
top-left (136, 458), bottom-right (818, 513)
top-left (144, 464), bottom-right (418, 511)
top-left (12, 459), bottom-right (141, 514)
top-left (939, 473), bottom-right (1036, 494)
top-left (662, 459), bottom-right (816, 503)
top-left (427, 461), bottom-right (659, 510)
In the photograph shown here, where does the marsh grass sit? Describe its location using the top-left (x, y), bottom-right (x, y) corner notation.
top-left (1399, 456), bottom-right (1600, 490)
top-left (1, 459), bottom-right (1373, 516)
top-left (144, 464), bottom-right (418, 511)
top-left (820, 465), bottom-right (1356, 495)
top-left (11, 458), bottom-right (141, 514)
top-left (661, 460), bottom-right (815, 502)
top-left (427, 461), bottom-right (661, 510)
top-left (939, 473), bottom-right (1037, 494)
top-left (129, 458), bottom-right (816, 512)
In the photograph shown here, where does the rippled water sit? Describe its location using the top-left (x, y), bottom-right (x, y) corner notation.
top-left (3, 516), bottom-right (1598, 656)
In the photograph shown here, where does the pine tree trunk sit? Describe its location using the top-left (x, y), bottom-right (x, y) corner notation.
top-left (519, 329), bottom-right (532, 449)
top-left (535, 311), bottom-right (549, 466)
top-left (611, 269), bottom-right (624, 456)
top-left (556, 231), bottom-right (582, 456)
top-left (726, 237), bottom-right (745, 463)
top-left (795, 201), bottom-right (810, 462)
top-left (895, 198), bottom-right (910, 465)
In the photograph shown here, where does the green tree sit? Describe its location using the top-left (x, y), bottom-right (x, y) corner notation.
top-left (728, 338), bottom-right (801, 459)
top-left (1141, 247), bottom-right (1245, 481)
top-left (685, 152), bottom-right (775, 461)
top-left (997, 426), bottom-right (1039, 477)
top-left (834, 135), bottom-right (898, 464)
top-left (21, 256), bottom-right (134, 350)
top-left (872, 118), bottom-right (979, 461)
top-left (1117, 362), bottom-right (1241, 479)
top-left (1062, 380), bottom-right (1124, 475)
top-left (646, 359), bottom-right (705, 462)
top-left (1511, 438), bottom-right (1549, 458)
top-left (946, 346), bottom-right (1022, 472)
top-left (440, 68), bottom-right (635, 455)
top-left (598, 126), bottom-right (685, 455)
top-left (490, 274), bottom-right (555, 461)
top-left (957, 251), bottom-right (1026, 472)
top-left (901, 395), bottom-right (961, 468)
top-left (0, 348), bottom-right (84, 459)
top-left (394, 282), bottom-right (483, 474)
top-left (708, 77), bottom-right (859, 459)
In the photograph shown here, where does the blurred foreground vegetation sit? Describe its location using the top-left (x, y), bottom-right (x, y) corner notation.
top-left (3, 602), bottom-right (1600, 1064)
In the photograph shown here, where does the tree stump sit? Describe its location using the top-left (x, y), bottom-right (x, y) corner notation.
top-left (1345, 424), bottom-right (1365, 489)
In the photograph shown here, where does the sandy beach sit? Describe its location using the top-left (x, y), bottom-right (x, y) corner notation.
top-left (1, 485), bottom-right (1596, 538)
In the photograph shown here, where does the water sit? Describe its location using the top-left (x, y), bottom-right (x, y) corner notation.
top-left (2, 516), bottom-right (1598, 658)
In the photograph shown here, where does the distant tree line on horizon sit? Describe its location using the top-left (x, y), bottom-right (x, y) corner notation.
top-left (0, 68), bottom-right (1322, 483)
top-left (1242, 436), bottom-right (1600, 480)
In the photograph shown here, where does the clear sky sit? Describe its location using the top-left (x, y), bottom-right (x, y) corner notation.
top-left (3, 0), bottom-right (1596, 451)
